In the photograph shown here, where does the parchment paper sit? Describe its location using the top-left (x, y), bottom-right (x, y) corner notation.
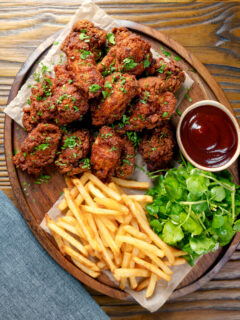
top-left (5, 0), bottom-right (193, 312)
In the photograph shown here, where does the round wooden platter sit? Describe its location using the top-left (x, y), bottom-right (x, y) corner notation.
top-left (4, 20), bottom-right (240, 303)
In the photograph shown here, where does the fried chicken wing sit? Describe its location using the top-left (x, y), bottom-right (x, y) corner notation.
top-left (55, 129), bottom-right (91, 175)
top-left (147, 57), bottom-right (185, 93)
top-left (91, 72), bottom-right (138, 126)
top-left (61, 20), bottom-right (105, 99)
top-left (123, 77), bottom-right (177, 131)
top-left (139, 122), bottom-right (175, 171)
top-left (91, 126), bottom-right (123, 181)
top-left (98, 30), bottom-right (152, 77)
top-left (115, 137), bottom-right (135, 178)
top-left (13, 123), bottom-right (61, 175)
top-left (23, 65), bottom-right (89, 132)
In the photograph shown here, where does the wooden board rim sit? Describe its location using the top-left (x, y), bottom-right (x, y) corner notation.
top-left (4, 20), bottom-right (240, 304)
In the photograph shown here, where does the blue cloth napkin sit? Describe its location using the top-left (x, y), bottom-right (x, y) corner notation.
top-left (0, 190), bottom-right (110, 320)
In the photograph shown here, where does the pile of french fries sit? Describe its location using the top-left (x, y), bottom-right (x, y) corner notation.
top-left (46, 172), bottom-right (186, 298)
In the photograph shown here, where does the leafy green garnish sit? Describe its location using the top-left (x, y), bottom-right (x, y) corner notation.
top-left (160, 47), bottom-right (171, 58)
top-left (146, 160), bottom-right (240, 265)
top-left (125, 131), bottom-right (141, 148)
top-left (107, 33), bottom-right (115, 45)
top-left (89, 84), bottom-right (101, 92)
top-left (123, 58), bottom-right (138, 71)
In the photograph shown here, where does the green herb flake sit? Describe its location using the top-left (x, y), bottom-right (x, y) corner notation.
top-left (160, 47), bottom-right (171, 58)
top-left (123, 58), bottom-right (138, 71)
top-left (174, 56), bottom-right (181, 61)
top-left (107, 33), bottom-right (115, 45)
top-left (162, 112), bottom-right (169, 118)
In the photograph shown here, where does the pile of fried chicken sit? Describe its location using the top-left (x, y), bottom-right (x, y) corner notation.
top-left (13, 20), bottom-right (185, 181)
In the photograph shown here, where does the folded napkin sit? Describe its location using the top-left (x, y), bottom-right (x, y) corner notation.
top-left (0, 190), bottom-right (110, 320)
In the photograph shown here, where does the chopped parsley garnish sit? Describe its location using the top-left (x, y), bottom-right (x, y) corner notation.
top-left (79, 29), bottom-right (90, 42)
top-left (34, 174), bottom-right (51, 185)
top-left (185, 88), bottom-right (192, 102)
top-left (143, 54), bottom-right (151, 68)
top-left (140, 91), bottom-right (150, 104)
top-left (176, 109), bottom-right (182, 116)
top-left (108, 146), bottom-right (116, 152)
top-left (101, 133), bottom-right (113, 139)
top-left (102, 90), bottom-right (110, 99)
top-left (125, 131), bottom-right (141, 148)
top-left (53, 41), bottom-right (59, 46)
top-left (35, 143), bottom-right (49, 151)
top-left (119, 87), bottom-right (127, 93)
top-left (80, 158), bottom-right (91, 169)
top-left (174, 56), bottom-right (181, 61)
top-left (27, 98), bottom-right (31, 105)
top-left (123, 58), bottom-right (138, 71)
top-left (89, 83), bottom-right (101, 92)
top-left (160, 47), bottom-right (171, 58)
top-left (162, 112), bottom-right (169, 118)
top-left (159, 132), bottom-right (168, 140)
top-left (62, 135), bottom-right (81, 150)
top-left (80, 50), bottom-right (92, 60)
top-left (37, 110), bottom-right (42, 116)
top-left (68, 79), bottom-right (73, 84)
top-left (104, 81), bottom-right (113, 89)
top-left (73, 106), bottom-right (79, 112)
top-left (157, 63), bottom-right (166, 74)
top-left (107, 33), bottom-right (115, 45)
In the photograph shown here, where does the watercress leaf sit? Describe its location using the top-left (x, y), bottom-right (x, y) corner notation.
top-left (162, 221), bottom-right (184, 245)
top-left (211, 186), bottom-right (226, 202)
top-left (180, 212), bottom-right (203, 235)
top-left (186, 175), bottom-right (209, 197)
top-left (233, 219), bottom-right (240, 232)
top-left (192, 201), bottom-right (208, 213)
top-left (150, 219), bottom-right (163, 233)
top-left (190, 236), bottom-right (217, 255)
top-left (164, 175), bottom-right (184, 200)
top-left (145, 203), bottom-right (159, 216)
top-left (212, 214), bottom-right (225, 228)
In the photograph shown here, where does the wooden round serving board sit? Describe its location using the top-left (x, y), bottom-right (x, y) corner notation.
top-left (4, 20), bottom-right (240, 302)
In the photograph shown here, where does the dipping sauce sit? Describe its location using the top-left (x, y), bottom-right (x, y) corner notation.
top-left (180, 105), bottom-right (238, 168)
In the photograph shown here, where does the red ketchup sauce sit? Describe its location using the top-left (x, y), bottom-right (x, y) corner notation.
top-left (180, 105), bottom-right (238, 168)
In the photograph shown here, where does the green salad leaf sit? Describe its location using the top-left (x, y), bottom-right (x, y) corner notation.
top-left (146, 160), bottom-right (240, 265)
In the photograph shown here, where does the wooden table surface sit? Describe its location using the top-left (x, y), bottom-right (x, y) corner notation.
top-left (1, 1), bottom-right (240, 319)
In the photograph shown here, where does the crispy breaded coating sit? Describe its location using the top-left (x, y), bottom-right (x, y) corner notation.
top-left (139, 122), bottom-right (175, 171)
top-left (112, 27), bottom-right (132, 44)
top-left (147, 57), bottom-right (185, 93)
top-left (23, 65), bottom-right (89, 132)
top-left (61, 20), bottom-right (105, 98)
top-left (91, 126), bottom-right (123, 181)
top-left (123, 77), bottom-right (177, 131)
top-left (13, 123), bottom-right (61, 175)
top-left (91, 72), bottom-right (138, 126)
top-left (115, 137), bottom-right (135, 178)
top-left (55, 129), bottom-right (91, 175)
top-left (98, 32), bottom-right (152, 77)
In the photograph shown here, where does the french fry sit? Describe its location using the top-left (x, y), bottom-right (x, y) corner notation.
top-left (95, 217), bottom-right (120, 257)
top-left (63, 245), bottom-right (100, 272)
top-left (115, 268), bottom-right (150, 278)
top-left (116, 235), bottom-right (164, 258)
top-left (166, 257), bottom-right (186, 266)
top-left (87, 182), bottom-right (105, 199)
top-left (71, 258), bottom-right (100, 278)
top-left (94, 197), bottom-right (129, 214)
top-left (146, 273), bottom-right (158, 298)
top-left (128, 195), bottom-right (153, 203)
top-left (56, 220), bottom-right (79, 236)
top-left (52, 231), bottom-right (65, 255)
top-left (81, 205), bottom-right (124, 216)
top-left (46, 215), bottom-right (87, 256)
top-left (133, 257), bottom-right (171, 282)
top-left (122, 195), bottom-right (174, 264)
top-left (72, 179), bottom-right (95, 207)
top-left (65, 176), bottom-right (74, 188)
top-left (136, 278), bottom-right (150, 291)
top-left (97, 261), bottom-right (107, 269)
top-left (108, 182), bottom-right (124, 195)
top-left (119, 252), bottom-right (131, 290)
top-left (61, 216), bottom-right (77, 224)
top-left (112, 177), bottom-right (150, 189)
top-left (123, 225), bottom-right (150, 242)
top-left (100, 217), bottom-right (117, 233)
top-left (147, 252), bottom-right (173, 275)
top-left (129, 247), bottom-right (139, 289)
top-left (98, 236), bottom-right (116, 273)
top-left (88, 173), bottom-right (121, 201)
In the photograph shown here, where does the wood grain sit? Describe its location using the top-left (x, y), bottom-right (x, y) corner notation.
top-left (1, 2), bottom-right (240, 319)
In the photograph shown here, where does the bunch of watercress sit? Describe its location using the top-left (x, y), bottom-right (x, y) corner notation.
top-left (146, 161), bottom-right (240, 265)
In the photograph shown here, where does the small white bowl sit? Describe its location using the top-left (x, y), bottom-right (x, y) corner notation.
top-left (176, 100), bottom-right (240, 172)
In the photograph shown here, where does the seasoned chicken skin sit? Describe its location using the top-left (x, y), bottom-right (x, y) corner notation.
top-left (123, 77), bottom-right (177, 131)
top-left (13, 123), bottom-right (61, 175)
top-left (139, 122), bottom-right (175, 171)
top-left (23, 65), bottom-right (89, 132)
top-left (91, 72), bottom-right (138, 126)
top-left (91, 126), bottom-right (135, 181)
top-left (98, 29), bottom-right (152, 77)
top-left (61, 20), bottom-right (105, 98)
top-left (55, 129), bottom-right (91, 175)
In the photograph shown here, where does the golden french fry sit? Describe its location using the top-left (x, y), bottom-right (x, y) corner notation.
top-left (123, 214), bottom-right (132, 224)
top-left (171, 248), bottom-right (188, 257)
top-left (123, 225), bottom-right (150, 242)
top-left (85, 214), bottom-right (101, 252)
top-left (129, 247), bottom-right (139, 289)
top-left (133, 257), bottom-right (171, 282)
top-left (94, 197), bottom-right (129, 214)
top-left (97, 261), bottom-right (107, 269)
top-left (81, 205), bottom-right (124, 216)
top-left (127, 195), bottom-right (153, 203)
top-left (166, 257), bottom-right (186, 266)
top-left (115, 252), bottom-right (122, 267)
top-left (116, 235), bottom-right (164, 258)
top-left (115, 268), bottom-right (150, 278)
top-left (119, 252), bottom-right (131, 290)
top-left (52, 231), bottom-right (65, 255)
top-left (100, 217), bottom-right (117, 233)
top-left (88, 173), bottom-right (121, 201)
top-left (146, 273), bottom-right (158, 298)
top-left (61, 216), bottom-right (77, 224)
top-left (65, 176), bottom-right (74, 188)
top-left (147, 252), bottom-right (173, 275)
top-left (98, 236), bottom-right (116, 273)
top-left (122, 195), bottom-right (174, 264)
top-left (136, 278), bottom-right (150, 291)
top-left (58, 187), bottom-right (78, 211)
top-left (63, 245), bottom-right (100, 272)
top-left (46, 215), bottom-right (87, 256)
top-left (56, 220), bottom-right (79, 236)
top-left (112, 177), bottom-right (150, 189)
top-left (95, 217), bottom-right (120, 257)
top-left (87, 182), bottom-right (105, 199)
top-left (71, 258), bottom-right (100, 278)
top-left (108, 182), bottom-right (125, 195)
top-left (72, 178), bottom-right (95, 207)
